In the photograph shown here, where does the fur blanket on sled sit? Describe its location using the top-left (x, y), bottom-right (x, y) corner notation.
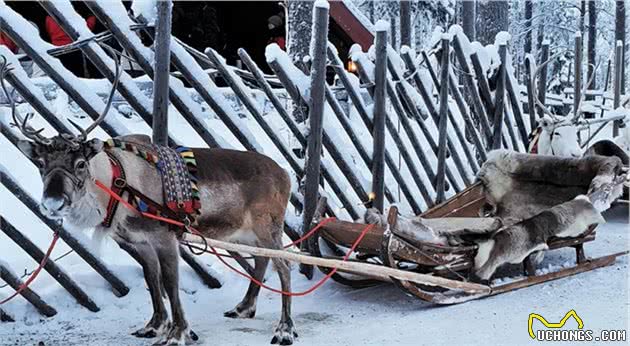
top-left (364, 150), bottom-right (626, 281)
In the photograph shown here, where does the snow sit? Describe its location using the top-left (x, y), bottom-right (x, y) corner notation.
top-left (131, 0), bottom-right (158, 24)
top-left (313, 0), bottom-right (329, 10)
top-left (374, 20), bottom-right (389, 32)
top-left (494, 31), bottom-right (512, 45)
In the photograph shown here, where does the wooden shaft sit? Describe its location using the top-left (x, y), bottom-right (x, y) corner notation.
top-left (0, 170), bottom-right (130, 297)
top-left (181, 234), bottom-right (490, 294)
top-left (372, 28), bottom-right (388, 211)
top-left (0, 263), bottom-right (57, 317)
top-left (436, 37), bottom-right (450, 203)
top-left (0, 217), bottom-right (100, 312)
top-left (152, 0), bottom-right (172, 146)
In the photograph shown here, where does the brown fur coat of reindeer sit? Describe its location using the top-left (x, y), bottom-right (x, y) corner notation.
top-left (3, 53), bottom-right (296, 345)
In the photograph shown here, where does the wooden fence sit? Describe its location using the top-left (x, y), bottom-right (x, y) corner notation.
top-left (1, 1), bottom-right (623, 320)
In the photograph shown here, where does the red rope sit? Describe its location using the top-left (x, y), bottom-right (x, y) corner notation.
top-left (0, 232), bottom-right (60, 305)
top-left (94, 179), bottom-right (375, 297)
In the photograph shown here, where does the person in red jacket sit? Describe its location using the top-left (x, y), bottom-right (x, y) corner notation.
top-left (0, 32), bottom-right (18, 53)
top-left (45, 6), bottom-right (101, 78)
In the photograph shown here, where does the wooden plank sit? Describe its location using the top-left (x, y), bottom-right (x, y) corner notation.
top-left (574, 33), bottom-right (583, 119)
top-left (613, 40), bottom-right (623, 136)
top-left (0, 307), bottom-right (14, 322)
top-left (86, 1), bottom-right (220, 147)
top-left (327, 47), bottom-right (420, 213)
top-left (492, 44), bottom-right (507, 150)
top-left (0, 262), bottom-right (57, 317)
top-left (537, 41), bottom-right (550, 119)
top-left (436, 36), bottom-right (450, 204)
top-left (151, 0), bottom-right (172, 145)
top-left (181, 234), bottom-right (491, 294)
top-left (303, 2), bottom-right (330, 235)
top-left (524, 55), bottom-right (538, 132)
top-left (0, 217), bottom-right (99, 312)
top-left (372, 27), bottom-right (388, 211)
top-left (0, 168), bottom-right (130, 297)
top-left (400, 49), bottom-right (476, 181)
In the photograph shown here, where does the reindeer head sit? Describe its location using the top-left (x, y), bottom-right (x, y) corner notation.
top-left (2, 52), bottom-right (120, 220)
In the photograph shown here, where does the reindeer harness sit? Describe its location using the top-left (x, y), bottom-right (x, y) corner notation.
top-left (101, 139), bottom-right (201, 232)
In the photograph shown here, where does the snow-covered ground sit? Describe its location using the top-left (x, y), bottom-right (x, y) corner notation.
top-left (1, 204), bottom-right (627, 346)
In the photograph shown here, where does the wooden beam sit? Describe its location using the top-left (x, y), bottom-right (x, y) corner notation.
top-left (492, 43), bottom-right (507, 150)
top-left (0, 262), bottom-right (57, 317)
top-left (152, 0), bottom-right (172, 145)
top-left (0, 217), bottom-right (99, 312)
top-left (372, 27), bottom-right (388, 211)
top-left (613, 40), bottom-right (623, 136)
top-left (436, 36), bottom-right (450, 203)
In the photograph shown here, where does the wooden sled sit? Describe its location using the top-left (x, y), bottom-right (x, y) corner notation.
top-left (315, 183), bottom-right (627, 304)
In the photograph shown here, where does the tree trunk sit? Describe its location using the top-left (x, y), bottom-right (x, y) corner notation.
top-left (475, 0), bottom-right (508, 45)
top-left (579, 0), bottom-right (586, 34)
top-left (615, 0), bottom-right (626, 92)
top-left (400, 0), bottom-right (412, 48)
top-left (524, 0), bottom-right (532, 55)
top-left (287, 1), bottom-right (313, 61)
top-left (587, 0), bottom-right (597, 97)
top-left (462, 0), bottom-right (475, 42)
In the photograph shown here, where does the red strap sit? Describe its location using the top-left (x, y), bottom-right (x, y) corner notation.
top-left (101, 153), bottom-right (124, 228)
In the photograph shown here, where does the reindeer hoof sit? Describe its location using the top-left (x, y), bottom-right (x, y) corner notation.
top-left (132, 329), bottom-right (157, 338)
top-left (271, 320), bottom-right (297, 345)
top-left (224, 305), bottom-right (256, 319)
top-left (188, 330), bottom-right (199, 342)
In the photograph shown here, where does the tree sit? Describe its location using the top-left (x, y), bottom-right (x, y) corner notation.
top-left (615, 0), bottom-right (626, 92)
top-left (287, 1), bottom-right (313, 61)
top-left (524, 0), bottom-right (532, 55)
top-left (587, 0), bottom-right (597, 95)
top-left (476, 0), bottom-right (508, 45)
top-left (462, 0), bottom-right (475, 42)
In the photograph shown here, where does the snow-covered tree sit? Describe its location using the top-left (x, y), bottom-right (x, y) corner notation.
top-left (287, 1), bottom-right (313, 61)
top-left (476, 0), bottom-right (509, 45)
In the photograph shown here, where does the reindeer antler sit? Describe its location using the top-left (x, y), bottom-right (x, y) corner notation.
top-left (67, 45), bottom-right (121, 141)
top-left (0, 56), bottom-right (51, 144)
top-left (527, 50), bottom-right (567, 123)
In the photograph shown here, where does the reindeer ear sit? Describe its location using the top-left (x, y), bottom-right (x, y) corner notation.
top-left (84, 138), bottom-right (104, 160)
top-left (17, 140), bottom-right (37, 159)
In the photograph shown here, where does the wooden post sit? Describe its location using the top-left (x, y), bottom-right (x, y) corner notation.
top-left (613, 40), bottom-right (623, 136)
top-left (152, 0), bottom-right (172, 145)
top-left (436, 36), bottom-right (450, 203)
top-left (574, 33), bottom-right (583, 120)
top-left (400, 0), bottom-right (412, 48)
top-left (0, 307), bottom-right (14, 322)
top-left (353, 55), bottom-right (436, 207)
top-left (0, 262), bottom-right (57, 317)
top-left (372, 25), bottom-right (388, 211)
top-left (0, 217), bottom-right (100, 312)
top-left (178, 246), bottom-right (222, 288)
top-left (492, 44), bottom-right (507, 150)
top-left (504, 66), bottom-right (530, 148)
top-left (452, 37), bottom-right (494, 144)
top-left (537, 41), bottom-right (550, 119)
top-left (0, 170), bottom-right (130, 298)
top-left (524, 55), bottom-right (538, 132)
top-left (302, 1), bottom-right (329, 241)
top-left (326, 47), bottom-right (422, 214)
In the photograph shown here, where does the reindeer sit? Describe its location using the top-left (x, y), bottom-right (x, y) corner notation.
top-left (2, 51), bottom-right (296, 345)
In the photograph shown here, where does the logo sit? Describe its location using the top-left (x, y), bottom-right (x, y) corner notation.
top-left (528, 310), bottom-right (626, 342)
top-left (528, 310), bottom-right (584, 339)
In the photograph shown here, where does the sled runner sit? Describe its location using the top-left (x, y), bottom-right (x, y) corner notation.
top-left (312, 151), bottom-right (629, 304)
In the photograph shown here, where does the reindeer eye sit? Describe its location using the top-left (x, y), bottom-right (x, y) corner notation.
top-left (76, 160), bottom-right (87, 170)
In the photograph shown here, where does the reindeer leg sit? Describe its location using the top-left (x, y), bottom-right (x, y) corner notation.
top-left (224, 256), bottom-right (269, 319)
top-left (118, 241), bottom-right (169, 339)
top-left (153, 234), bottom-right (194, 346)
top-left (270, 256), bottom-right (297, 345)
